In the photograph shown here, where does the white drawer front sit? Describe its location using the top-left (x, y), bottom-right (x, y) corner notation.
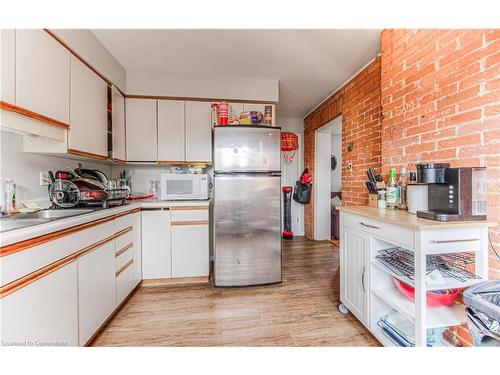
top-left (115, 229), bottom-right (133, 252)
top-left (116, 260), bottom-right (134, 305)
top-left (171, 208), bottom-right (208, 222)
top-left (115, 246), bottom-right (133, 271)
top-left (343, 212), bottom-right (414, 250)
top-left (115, 213), bottom-right (133, 232)
top-left (421, 227), bottom-right (482, 254)
top-left (1, 220), bottom-right (115, 287)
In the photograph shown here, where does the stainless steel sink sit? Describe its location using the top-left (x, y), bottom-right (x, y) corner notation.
top-left (0, 208), bottom-right (97, 233)
top-left (33, 209), bottom-right (96, 219)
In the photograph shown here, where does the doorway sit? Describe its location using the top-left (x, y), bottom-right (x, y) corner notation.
top-left (314, 116), bottom-right (342, 241)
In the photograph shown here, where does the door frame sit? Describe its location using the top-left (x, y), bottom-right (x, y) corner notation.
top-left (314, 129), bottom-right (332, 241)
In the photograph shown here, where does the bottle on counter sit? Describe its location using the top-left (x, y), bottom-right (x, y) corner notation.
top-left (3, 179), bottom-right (16, 214)
top-left (386, 169), bottom-right (397, 210)
top-left (397, 167), bottom-right (408, 210)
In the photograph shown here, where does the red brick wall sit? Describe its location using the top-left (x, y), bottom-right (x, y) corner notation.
top-left (303, 58), bottom-right (382, 239)
top-left (380, 29), bottom-right (500, 346)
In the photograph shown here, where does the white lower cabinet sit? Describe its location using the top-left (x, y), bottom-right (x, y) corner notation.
top-left (1, 262), bottom-right (78, 346)
top-left (77, 241), bottom-right (116, 346)
top-left (132, 211), bottom-right (142, 285)
top-left (116, 260), bottom-right (135, 305)
top-left (142, 209), bottom-right (172, 279)
top-left (171, 224), bottom-right (209, 277)
top-left (341, 226), bottom-right (369, 326)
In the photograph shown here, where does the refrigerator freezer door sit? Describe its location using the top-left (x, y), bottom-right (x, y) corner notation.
top-left (214, 174), bottom-right (282, 286)
top-left (214, 127), bottom-right (281, 172)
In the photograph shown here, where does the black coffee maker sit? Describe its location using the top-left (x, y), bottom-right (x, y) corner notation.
top-left (415, 163), bottom-right (487, 221)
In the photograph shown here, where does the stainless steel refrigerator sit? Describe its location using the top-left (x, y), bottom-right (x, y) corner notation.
top-left (214, 125), bottom-right (282, 287)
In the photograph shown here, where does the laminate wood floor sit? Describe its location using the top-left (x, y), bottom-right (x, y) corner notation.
top-left (92, 237), bottom-right (379, 346)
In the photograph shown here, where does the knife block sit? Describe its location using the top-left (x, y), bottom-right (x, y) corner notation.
top-left (368, 194), bottom-right (378, 207)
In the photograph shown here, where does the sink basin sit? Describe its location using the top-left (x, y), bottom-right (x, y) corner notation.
top-left (0, 219), bottom-right (49, 232)
top-left (33, 209), bottom-right (96, 219)
top-left (0, 209), bottom-right (97, 233)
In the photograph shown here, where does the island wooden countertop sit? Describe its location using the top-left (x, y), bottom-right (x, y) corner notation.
top-left (336, 205), bottom-right (498, 230)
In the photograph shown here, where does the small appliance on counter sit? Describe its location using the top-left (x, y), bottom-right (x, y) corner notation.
top-left (160, 173), bottom-right (208, 200)
top-left (415, 163), bottom-right (487, 221)
top-left (48, 168), bottom-right (130, 209)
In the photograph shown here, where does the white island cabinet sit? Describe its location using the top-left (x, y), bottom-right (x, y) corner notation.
top-left (338, 206), bottom-right (495, 347)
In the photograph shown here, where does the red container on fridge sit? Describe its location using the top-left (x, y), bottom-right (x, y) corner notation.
top-left (219, 101), bottom-right (229, 125)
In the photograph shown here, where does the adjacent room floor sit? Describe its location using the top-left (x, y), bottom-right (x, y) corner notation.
top-left (92, 237), bottom-right (379, 346)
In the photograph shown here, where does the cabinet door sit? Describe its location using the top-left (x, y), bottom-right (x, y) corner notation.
top-left (142, 210), bottom-right (171, 279)
top-left (341, 227), bottom-right (369, 326)
top-left (16, 30), bottom-right (70, 123)
top-left (1, 29), bottom-right (15, 103)
top-left (158, 100), bottom-right (185, 162)
top-left (112, 87), bottom-right (126, 161)
top-left (171, 224), bottom-right (209, 278)
top-left (185, 101), bottom-right (212, 162)
top-left (1, 262), bottom-right (78, 346)
top-left (69, 55), bottom-right (108, 158)
top-left (126, 98), bottom-right (157, 161)
top-left (132, 211), bottom-right (142, 286)
top-left (77, 240), bottom-right (116, 346)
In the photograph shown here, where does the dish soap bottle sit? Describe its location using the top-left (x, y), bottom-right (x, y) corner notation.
top-left (386, 168), bottom-right (397, 210)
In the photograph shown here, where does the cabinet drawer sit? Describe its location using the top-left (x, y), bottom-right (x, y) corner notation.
top-left (171, 207), bottom-right (209, 222)
top-left (116, 260), bottom-right (134, 305)
top-left (115, 229), bottom-right (133, 252)
top-left (422, 228), bottom-right (482, 254)
top-left (1, 219), bottom-right (115, 287)
top-left (115, 245), bottom-right (133, 271)
top-left (343, 213), bottom-right (414, 249)
top-left (115, 213), bottom-right (133, 232)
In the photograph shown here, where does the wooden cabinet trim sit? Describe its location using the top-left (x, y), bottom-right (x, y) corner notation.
top-left (115, 259), bottom-right (133, 277)
top-left (67, 148), bottom-right (108, 161)
top-left (126, 94), bottom-right (277, 105)
top-left (171, 221), bottom-right (209, 226)
top-left (0, 209), bottom-right (137, 257)
top-left (115, 243), bottom-right (133, 257)
top-left (170, 206), bottom-right (209, 211)
top-left (0, 100), bottom-right (70, 130)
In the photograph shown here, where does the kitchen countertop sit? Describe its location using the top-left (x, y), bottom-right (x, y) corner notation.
top-left (0, 199), bottom-right (210, 247)
top-left (336, 205), bottom-right (497, 230)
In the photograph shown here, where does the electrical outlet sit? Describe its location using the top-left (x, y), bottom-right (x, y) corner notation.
top-left (39, 171), bottom-right (51, 186)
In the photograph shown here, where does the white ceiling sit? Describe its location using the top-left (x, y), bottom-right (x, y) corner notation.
top-left (91, 29), bottom-right (380, 117)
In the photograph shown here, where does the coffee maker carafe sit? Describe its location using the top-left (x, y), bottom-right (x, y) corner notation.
top-left (416, 164), bottom-right (487, 221)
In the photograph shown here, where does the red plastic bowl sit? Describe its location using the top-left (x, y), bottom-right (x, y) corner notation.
top-left (393, 278), bottom-right (459, 307)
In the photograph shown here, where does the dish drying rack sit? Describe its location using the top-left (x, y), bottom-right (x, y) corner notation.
top-left (375, 247), bottom-right (480, 283)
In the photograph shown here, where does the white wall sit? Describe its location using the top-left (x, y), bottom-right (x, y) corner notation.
top-left (126, 70), bottom-right (279, 102)
top-left (331, 133), bottom-right (342, 192)
top-left (49, 29), bottom-right (126, 91)
top-left (0, 131), bottom-right (111, 206)
top-left (280, 117), bottom-right (304, 236)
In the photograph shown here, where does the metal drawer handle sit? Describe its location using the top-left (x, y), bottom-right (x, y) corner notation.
top-left (359, 222), bottom-right (380, 229)
top-left (361, 266), bottom-right (366, 293)
top-left (430, 238), bottom-right (480, 244)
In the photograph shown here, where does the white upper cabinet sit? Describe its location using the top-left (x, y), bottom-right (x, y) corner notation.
top-left (15, 30), bottom-right (70, 123)
top-left (126, 98), bottom-right (158, 162)
top-left (69, 55), bottom-right (108, 157)
top-left (112, 86), bottom-right (126, 161)
top-left (1, 29), bottom-right (15, 104)
top-left (158, 100), bottom-right (185, 162)
top-left (185, 101), bottom-right (212, 162)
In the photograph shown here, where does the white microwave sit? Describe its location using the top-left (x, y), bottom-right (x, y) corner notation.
top-left (160, 174), bottom-right (209, 200)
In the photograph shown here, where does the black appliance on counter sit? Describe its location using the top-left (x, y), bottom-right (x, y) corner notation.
top-left (48, 168), bottom-right (130, 209)
top-left (415, 163), bottom-right (487, 221)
